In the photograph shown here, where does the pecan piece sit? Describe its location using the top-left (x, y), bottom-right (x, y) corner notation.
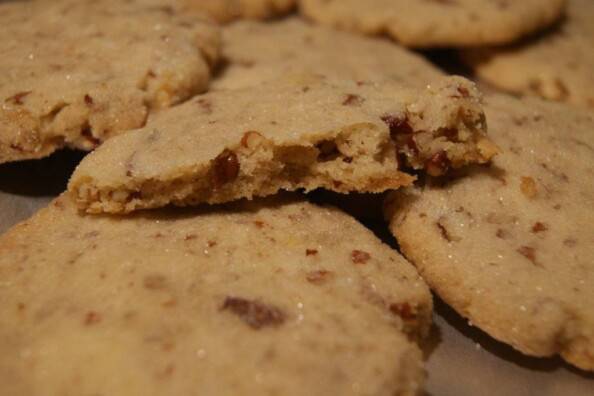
top-left (517, 246), bottom-right (541, 267)
top-left (212, 149), bottom-right (240, 188)
top-left (351, 250), bottom-right (371, 264)
top-left (221, 297), bottom-right (285, 330)
top-left (342, 93), bottom-right (364, 106)
top-left (381, 114), bottom-right (413, 137)
top-left (531, 222), bottom-right (548, 233)
top-left (389, 302), bottom-right (417, 321)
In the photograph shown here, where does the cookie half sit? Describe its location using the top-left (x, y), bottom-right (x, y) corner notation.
top-left (0, 194), bottom-right (431, 395)
top-left (0, 0), bottom-right (220, 164)
top-left (299, 0), bottom-right (567, 48)
top-left (215, 18), bottom-right (444, 90)
top-left (463, 0), bottom-right (594, 109)
top-left (69, 75), bottom-right (497, 214)
top-left (385, 94), bottom-right (594, 371)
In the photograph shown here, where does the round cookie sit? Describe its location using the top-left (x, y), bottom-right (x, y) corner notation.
top-left (0, 194), bottom-right (432, 395)
top-left (299, 0), bottom-right (567, 48)
top-left (385, 94), bottom-right (594, 371)
top-left (68, 75), bottom-right (496, 214)
top-left (463, 0), bottom-right (594, 109)
top-left (0, 0), bottom-right (220, 164)
top-left (214, 18), bottom-right (444, 90)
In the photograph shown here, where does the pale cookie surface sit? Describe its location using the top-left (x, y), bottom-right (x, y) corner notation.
top-left (170, 0), bottom-right (295, 23)
top-left (69, 75), bottom-right (496, 214)
top-left (464, 0), bottom-right (594, 109)
top-left (214, 18), bottom-right (444, 90)
top-left (299, 0), bottom-right (567, 48)
top-left (0, 194), bottom-right (431, 396)
top-left (385, 94), bottom-right (594, 371)
top-left (0, 0), bottom-right (220, 164)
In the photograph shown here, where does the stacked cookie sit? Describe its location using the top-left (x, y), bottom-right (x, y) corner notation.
top-left (0, 0), bottom-right (592, 395)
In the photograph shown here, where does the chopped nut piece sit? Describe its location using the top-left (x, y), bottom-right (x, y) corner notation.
top-left (389, 302), bottom-right (417, 321)
top-left (517, 246), bottom-right (541, 267)
top-left (342, 93), bottom-right (364, 106)
top-left (221, 296), bottom-right (285, 330)
top-left (351, 250), bottom-right (371, 264)
top-left (212, 149), bottom-right (240, 188)
top-left (531, 222), bottom-right (548, 233)
top-left (381, 114), bottom-right (413, 138)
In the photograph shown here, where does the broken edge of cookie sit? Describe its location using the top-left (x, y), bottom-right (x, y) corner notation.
top-left (69, 77), bottom-right (498, 214)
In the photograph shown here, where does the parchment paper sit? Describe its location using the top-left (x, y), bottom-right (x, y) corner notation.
top-left (1, 152), bottom-right (592, 395)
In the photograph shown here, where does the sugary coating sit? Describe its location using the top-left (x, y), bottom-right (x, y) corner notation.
top-left (386, 94), bottom-right (594, 371)
top-left (0, 0), bottom-right (220, 163)
top-left (0, 194), bottom-right (431, 396)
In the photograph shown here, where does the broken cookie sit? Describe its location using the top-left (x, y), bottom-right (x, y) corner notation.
top-left (69, 75), bottom-right (497, 213)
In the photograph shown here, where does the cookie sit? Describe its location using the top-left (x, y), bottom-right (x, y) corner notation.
top-left (463, 0), bottom-right (594, 109)
top-left (68, 75), bottom-right (497, 214)
top-left (299, 0), bottom-right (567, 48)
top-left (170, 0), bottom-right (295, 23)
top-left (0, 0), bottom-right (220, 164)
top-left (0, 194), bottom-right (431, 395)
top-left (214, 18), bottom-right (444, 90)
top-left (385, 94), bottom-right (594, 371)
